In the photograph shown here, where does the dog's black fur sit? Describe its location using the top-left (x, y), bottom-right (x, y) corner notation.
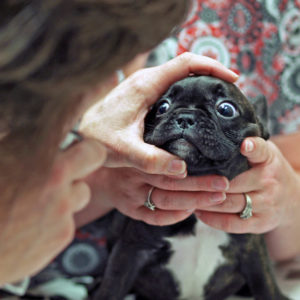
top-left (90, 76), bottom-right (289, 300)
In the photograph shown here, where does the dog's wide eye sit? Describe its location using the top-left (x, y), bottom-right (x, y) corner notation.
top-left (216, 102), bottom-right (239, 119)
top-left (157, 101), bottom-right (170, 115)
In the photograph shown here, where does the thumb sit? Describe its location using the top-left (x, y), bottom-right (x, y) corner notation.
top-left (241, 137), bottom-right (271, 165)
top-left (105, 137), bottom-right (187, 177)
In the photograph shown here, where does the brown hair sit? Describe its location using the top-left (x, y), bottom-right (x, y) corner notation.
top-left (0, 0), bottom-right (189, 196)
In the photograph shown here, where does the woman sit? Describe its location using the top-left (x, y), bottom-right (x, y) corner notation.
top-left (0, 0), bottom-right (237, 286)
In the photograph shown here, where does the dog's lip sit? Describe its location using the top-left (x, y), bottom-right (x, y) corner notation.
top-left (162, 137), bottom-right (203, 155)
top-left (162, 134), bottom-right (199, 148)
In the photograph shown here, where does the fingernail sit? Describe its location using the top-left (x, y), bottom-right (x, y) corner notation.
top-left (167, 160), bottom-right (186, 175)
top-left (168, 171), bottom-right (187, 179)
top-left (245, 139), bottom-right (254, 153)
top-left (210, 192), bottom-right (226, 203)
top-left (212, 178), bottom-right (229, 191)
top-left (230, 70), bottom-right (239, 80)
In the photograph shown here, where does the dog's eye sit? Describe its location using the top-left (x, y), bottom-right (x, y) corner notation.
top-left (216, 102), bottom-right (239, 119)
top-left (157, 101), bottom-right (170, 115)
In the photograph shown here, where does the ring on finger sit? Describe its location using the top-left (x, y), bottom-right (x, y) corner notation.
top-left (239, 193), bottom-right (253, 220)
top-left (144, 187), bottom-right (156, 211)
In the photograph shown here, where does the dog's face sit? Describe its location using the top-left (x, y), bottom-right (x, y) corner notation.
top-left (144, 76), bottom-right (269, 179)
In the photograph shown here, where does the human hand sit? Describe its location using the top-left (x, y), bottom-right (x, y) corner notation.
top-left (75, 166), bottom-right (229, 227)
top-left (79, 53), bottom-right (238, 177)
top-left (0, 138), bottom-right (106, 285)
top-left (194, 137), bottom-right (300, 234)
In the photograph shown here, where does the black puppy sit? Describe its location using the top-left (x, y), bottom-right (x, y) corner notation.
top-left (90, 76), bottom-right (289, 300)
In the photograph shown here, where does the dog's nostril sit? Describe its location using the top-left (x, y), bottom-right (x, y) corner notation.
top-left (187, 119), bottom-right (194, 126)
top-left (176, 116), bottom-right (195, 129)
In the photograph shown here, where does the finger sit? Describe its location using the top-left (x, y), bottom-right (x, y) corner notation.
top-left (144, 53), bottom-right (239, 106)
top-left (134, 207), bottom-right (193, 226)
top-left (58, 138), bottom-right (107, 181)
top-left (166, 53), bottom-right (239, 82)
top-left (201, 192), bottom-right (263, 214)
top-left (70, 181), bottom-right (91, 213)
top-left (144, 173), bottom-right (229, 192)
top-left (226, 167), bottom-right (265, 193)
top-left (241, 137), bottom-right (273, 165)
top-left (111, 138), bottom-right (187, 177)
top-left (227, 138), bottom-right (276, 193)
top-left (124, 53), bottom-right (239, 109)
top-left (196, 211), bottom-right (257, 234)
top-left (151, 189), bottom-right (226, 211)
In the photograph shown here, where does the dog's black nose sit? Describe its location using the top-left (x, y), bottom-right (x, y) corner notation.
top-left (176, 113), bottom-right (196, 129)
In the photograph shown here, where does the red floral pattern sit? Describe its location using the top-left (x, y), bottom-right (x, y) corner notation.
top-left (149, 0), bottom-right (300, 135)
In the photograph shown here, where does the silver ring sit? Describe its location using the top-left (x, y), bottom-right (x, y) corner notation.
top-left (239, 193), bottom-right (253, 220)
top-left (144, 187), bottom-right (156, 211)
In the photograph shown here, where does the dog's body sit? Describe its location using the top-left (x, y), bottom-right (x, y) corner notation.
top-left (90, 76), bottom-right (289, 300)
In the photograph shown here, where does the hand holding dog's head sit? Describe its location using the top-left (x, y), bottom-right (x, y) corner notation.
top-left (144, 76), bottom-right (269, 179)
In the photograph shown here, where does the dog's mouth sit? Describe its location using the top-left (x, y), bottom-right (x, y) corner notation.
top-left (162, 138), bottom-right (232, 176)
top-left (161, 137), bottom-right (210, 166)
top-left (162, 138), bottom-right (201, 156)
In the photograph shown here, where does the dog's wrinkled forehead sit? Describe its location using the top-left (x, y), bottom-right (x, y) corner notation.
top-left (162, 76), bottom-right (254, 118)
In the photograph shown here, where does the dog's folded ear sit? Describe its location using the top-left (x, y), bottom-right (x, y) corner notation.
top-left (251, 95), bottom-right (270, 140)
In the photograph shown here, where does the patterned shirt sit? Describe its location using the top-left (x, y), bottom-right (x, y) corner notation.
top-left (148, 0), bottom-right (300, 135)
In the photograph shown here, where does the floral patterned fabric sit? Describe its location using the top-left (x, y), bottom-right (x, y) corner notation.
top-left (148, 0), bottom-right (300, 135)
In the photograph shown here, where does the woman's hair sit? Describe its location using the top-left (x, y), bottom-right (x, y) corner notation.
top-left (0, 0), bottom-right (188, 192)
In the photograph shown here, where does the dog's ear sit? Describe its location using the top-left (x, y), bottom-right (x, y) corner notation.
top-left (251, 95), bottom-right (270, 140)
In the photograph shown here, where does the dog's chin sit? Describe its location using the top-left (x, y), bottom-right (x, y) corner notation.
top-left (162, 138), bottom-right (197, 159)
top-left (161, 138), bottom-right (237, 176)
top-left (162, 138), bottom-right (214, 171)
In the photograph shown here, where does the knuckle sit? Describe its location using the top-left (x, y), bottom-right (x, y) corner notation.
top-left (177, 52), bottom-right (192, 64)
top-left (130, 71), bottom-right (148, 93)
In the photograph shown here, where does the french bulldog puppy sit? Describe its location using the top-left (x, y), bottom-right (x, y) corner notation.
top-left (90, 76), bottom-right (289, 300)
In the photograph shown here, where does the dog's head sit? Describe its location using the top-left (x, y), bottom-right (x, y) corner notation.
top-left (144, 76), bottom-right (269, 179)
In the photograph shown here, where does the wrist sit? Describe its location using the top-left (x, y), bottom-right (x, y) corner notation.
top-left (265, 172), bottom-right (300, 261)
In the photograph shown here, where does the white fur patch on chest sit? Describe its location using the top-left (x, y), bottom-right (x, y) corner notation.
top-left (165, 220), bottom-right (230, 300)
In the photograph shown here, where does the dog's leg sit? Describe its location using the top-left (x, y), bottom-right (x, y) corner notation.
top-left (91, 219), bottom-right (167, 300)
top-left (133, 264), bottom-right (180, 300)
top-left (233, 234), bottom-right (290, 300)
top-left (90, 238), bottom-right (152, 300)
top-left (203, 265), bottom-right (245, 300)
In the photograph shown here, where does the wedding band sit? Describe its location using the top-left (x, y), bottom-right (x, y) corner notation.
top-left (144, 187), bottom-right (156, 211)
top-left (239, 193), bottom-right (253, 220)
